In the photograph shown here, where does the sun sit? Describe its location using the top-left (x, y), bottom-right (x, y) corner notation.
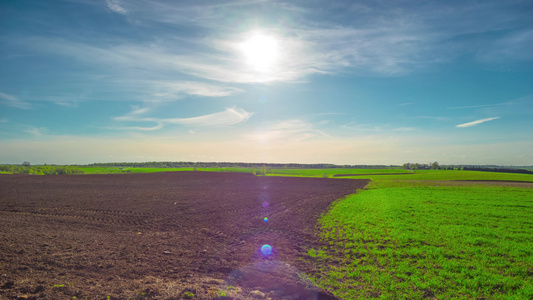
top-left (240, 32), bottom-right (279, 71)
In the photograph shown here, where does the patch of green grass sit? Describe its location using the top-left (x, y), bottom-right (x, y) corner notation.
top-left (268, 168), bottom-right (410, 177)
top-left (311, 182), bottom-right (533, 299)
top-left (184, 291), bottom-right (195, 298)
top-left (52, 284), bottom-right (65, 288)
top-left (79, 166), bottom-right (258, 174)
top-left (264, 168), bottom-right (533, 182)
top-left (79, 167), bottom-right (195, 174)
top-left (217, 290), bottom-right (228, 297)
top-left (343, 169), bottom-right (533, 182)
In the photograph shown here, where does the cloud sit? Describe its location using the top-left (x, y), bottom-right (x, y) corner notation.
top-left (152, 81), bottom-right (243, 98)
top-left (10, 0), bottom-right (533, 91)
top-left (392, 127), bottom-right (417, 132)
top-left (246, 119), bottom-right (328, 144)
top-left (456, 117), bottom-right (500, 128)
top-left (113, 106), bottom-right (253, 130)
top-left (21, 0), bottom-right (532, 88)
top-left (163, 107), bottom-right (253, 126)
top-left (112, 123), bottom-right (164, 131)
top-left (341, 122), bottom-right (391, 132)
top-left (0, 92), bottom-right (31, 109)
top-left (416, 116), bottom-right (450, 121)
top-left (113, 106), bottom-right (152, 121)
top-left (18, 21), bottom-right (437, 85)
top-left (448, 103), bottom-right (509, 110)
top-left (24, 126), bottom-right (47, 136)
top-left (106, 0), bottom-right (127, 14)
top-left (477, 28), bottom-right (533, 62)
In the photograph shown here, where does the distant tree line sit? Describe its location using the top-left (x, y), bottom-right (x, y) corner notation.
top-left (403, 162), bottom-right (441, 170)
top-left (86, 161), bottom-right (402, 169)
top-left (402, 162), bottom-right (533, 174)
top-left (0, 163), bottom-right (84, 175)
top-left (460, 166), bottom-right (533, 175)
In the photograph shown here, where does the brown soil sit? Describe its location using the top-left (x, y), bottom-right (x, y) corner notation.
top-left (451, 180), bottom-right (533, 188)
top-left (0, 172), bottom-right (368, 300)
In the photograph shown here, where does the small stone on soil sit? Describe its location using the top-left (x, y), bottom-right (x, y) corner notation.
top-left (250, 290), bottom-right (266, 299)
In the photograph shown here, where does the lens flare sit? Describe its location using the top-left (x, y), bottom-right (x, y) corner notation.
top-left (264, 217), bottom-right (268, 223)
top-left (263, 201), bottom-right (269, 208)
top-left (261, 244), bottom-right (272, 256)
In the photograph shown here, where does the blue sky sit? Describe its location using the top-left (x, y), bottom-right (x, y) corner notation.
top-left (1, 0), bottom-right (532, 165)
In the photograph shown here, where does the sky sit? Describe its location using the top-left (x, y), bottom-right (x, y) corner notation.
top-left (1, 0), bottom-right (532, 165)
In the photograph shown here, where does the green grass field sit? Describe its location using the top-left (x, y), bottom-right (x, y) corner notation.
top-left (265, 169), bottom-right (533, 182)
top-left (79, 167), bottom-right (194, 174)
top-left (267, 168), bottom-right (410, 177)
top-left (307, 179), bottom-right (533, 299)
top-left (78, 166), bottom-right (257, 174)
top-left (338, 169), bottom-right (533, 182)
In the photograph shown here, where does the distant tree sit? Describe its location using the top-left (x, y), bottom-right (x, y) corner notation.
top-left (431, 161), bottom-right (440, 169)
top-left (22, 161), bottom-right (31, 167)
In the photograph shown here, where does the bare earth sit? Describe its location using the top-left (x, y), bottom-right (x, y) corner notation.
top-left (0, 172), bottom-right (368, 300)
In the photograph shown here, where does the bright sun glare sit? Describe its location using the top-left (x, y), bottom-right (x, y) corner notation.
top-left (240, 32), bottom-right (279, 71)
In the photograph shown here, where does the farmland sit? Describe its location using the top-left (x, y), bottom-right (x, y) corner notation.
top-left (310, 181), bottom-right (533, 299)
top-left (78, 165), bottom-right (533, 182)
top-left (0, 167), bottom-right (532, 299)
top-left (0, 172), bottom-right (367, 299)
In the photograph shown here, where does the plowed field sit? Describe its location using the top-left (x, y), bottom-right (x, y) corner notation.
top-left (0, 172), bottom-right (368, 299)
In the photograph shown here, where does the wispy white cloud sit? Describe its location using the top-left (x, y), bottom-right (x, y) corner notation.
top-left (416, 116), bottom-right (450, 121)
top-left (113, 106), bottom-right (253, 130)
top-left (456, 117), bottom-right (500, 128)
top-left (0, 92), bottom-right (31, 109)
top-left (24, 126), bottom-right (47, 136)
top-left (17, 22), bottom-right (434, 85)
top-left (152, 81), bottom-right (243, 98)
top-left (448, 102), bottom-right (509, 110)
top-left (106, 0), bottom-right (127, 15)
top-left (163, 107), bottom-right (253, 126)
top-left (108, 122), bottom-right (164, 131)
top-left (341, 122), bottom-right (390, 132)
top-left (8, 0), bottom-right (533, 94)
top-left (21, 0), bottom-right (532, 88)
top-left (393, 127), bottom-right (417, 132)
top-left (477, 28), bottom-right (533, 62)
top-left (109, 105), bottom-right (163, 131)
top-left (246, 119), bottom-right (328, 144)
top-left (113, 106), bottom-right (152, 121)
